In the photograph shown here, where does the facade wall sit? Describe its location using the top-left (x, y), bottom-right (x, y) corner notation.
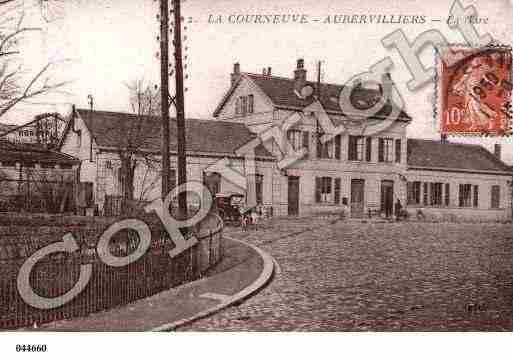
top-left (246, 108), bottom-right (409, 217)
top-left (405, 169), bottom-right (512, 221)
top-left (215, 76), bottom-right (275, 130)
top-left (93, 151), bottom-right (277, 214)
top-left (60, 114), bottom-right (100, 202)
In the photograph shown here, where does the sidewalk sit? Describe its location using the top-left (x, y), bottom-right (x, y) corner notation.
top-left (31, 236), bottom-right (274, 331)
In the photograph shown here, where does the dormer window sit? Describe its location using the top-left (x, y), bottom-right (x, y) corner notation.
top-left (235, 95), bottom-right (254, 116)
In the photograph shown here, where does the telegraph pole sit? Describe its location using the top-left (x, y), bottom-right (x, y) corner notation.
top-left (159, 0), bottom-right (187, 217)
top-left (172, 0), bottom-right (188, 219)
top-left (159, 0), bottom-right (171, 201)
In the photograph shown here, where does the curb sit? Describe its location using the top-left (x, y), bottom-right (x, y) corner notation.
top-left (151, 235), bottom-right (275, 331)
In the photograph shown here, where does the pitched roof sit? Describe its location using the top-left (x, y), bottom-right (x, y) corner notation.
top-left (0, 123), bottom-right (18, 135)
top-left (407, 139), bottom-right (512, 173)
top-left (74, 109), bottom-right (272, 158)
top-left (213, 72), bottom-right (411, 121)
top-left (0, 140), bottom-right (78, 164)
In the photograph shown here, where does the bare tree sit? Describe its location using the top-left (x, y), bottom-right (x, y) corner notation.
top-left (111, 79), bottom-right (161, 202)
top-left (0, 0), bottom-right (70, 120)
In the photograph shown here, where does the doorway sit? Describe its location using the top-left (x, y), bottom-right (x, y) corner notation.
top-left (350, 179), bottom-right (365, 218)
top-left (381, 180), bottom-right (394, 218)
top-left (288, 176), bottom-right (300, 216)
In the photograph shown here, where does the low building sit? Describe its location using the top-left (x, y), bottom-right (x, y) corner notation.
top-left (58, 108), bottom-right (276, 215)
top-left (0, 113), bottom-right (67, 147)
top-left (0, 140), bottom-right (79, 213)
top-left (406, 140), bottom-right (513, 221)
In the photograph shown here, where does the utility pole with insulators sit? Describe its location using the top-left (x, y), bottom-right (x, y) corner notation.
top-left (159, 0), bottom-right (171, 202)
top-left (172, 0), bottom-right (188, 219)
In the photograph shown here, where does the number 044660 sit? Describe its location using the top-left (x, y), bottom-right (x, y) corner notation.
top-left (15, 344), bottom-right (47, 352)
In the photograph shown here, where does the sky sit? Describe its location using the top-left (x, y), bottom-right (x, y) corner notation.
top-left (5, 0), bottom-right (513, 164)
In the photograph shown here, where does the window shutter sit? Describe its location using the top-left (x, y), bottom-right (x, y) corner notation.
top-left (170, 169), bottom-right (177, 190)
top-left (406, 182), bottom-right (415, 204)
top-left (378, 138), bottom-right (384, 162)
top-left (335, 135), bottom-right (341, 159)
top-left (334, 178), bottom-right (341, 204)
top-left (348, 136), bottom-right (355, 161)
top-left (473, 185), bottom-right (479, 208)
top-left (491, 185), bottom-right (500, 209)
top-left (302, 131), bottom-right (310, 158)
top-left (327, 177), bottom-right (332, 194)
top-left (248, 94), bottom-right (254, 113)
top-left (395, 139), bottom-right (401, 163)
top-left (315, 177), bottom-right (321, 203)
top-left (366, 137), bottom-right (372, 162)
top-left (445, 183), bottom-right (450, 206)
top-left (316, 135), bottom-right (322, 159)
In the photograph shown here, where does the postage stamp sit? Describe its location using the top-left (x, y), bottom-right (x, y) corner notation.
top-left (437, 45), bottom-right (513, 136)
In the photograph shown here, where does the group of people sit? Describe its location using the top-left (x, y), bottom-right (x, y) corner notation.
top-left (240, 205), bottom-right (262, 231)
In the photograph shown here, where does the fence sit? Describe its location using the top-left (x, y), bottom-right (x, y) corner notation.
top-left (0, 212), bottom-right (223, 330)
top-left (0, 178), bottom-right (75, 214)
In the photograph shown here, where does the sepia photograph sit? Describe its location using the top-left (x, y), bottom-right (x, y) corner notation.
top-left (0, 0), bottom-right (513, 357)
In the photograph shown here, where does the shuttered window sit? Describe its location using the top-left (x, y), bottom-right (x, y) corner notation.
top-left (430, 182), bottom-right (443, 206)
top-left (348, 136), bottom-right (364, 161)
top-left (315, 177), bottom-right (333, 203)
top-left (459, 184), bottom-right (472, 207)
top-left (317, 137), bottom-right (334, 159)
top-left (473, 185), bottom-right (479, 208)
top-left (407, 181), bottom-right (421, 205)
top-left (241, 96), bottom-right (248, 115)
top-left (445, 183), bottom-right (450, 206)
top-left (287, 130), bottom-right (302, 151)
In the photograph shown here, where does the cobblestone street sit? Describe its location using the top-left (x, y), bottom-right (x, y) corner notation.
top-left (180, 217), bottom-right (513, 331)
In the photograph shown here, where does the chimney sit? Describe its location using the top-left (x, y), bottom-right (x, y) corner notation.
top-left (294, 58), bottom-right (307, 93)
top-left (267, 67), bottom-right (272, 76)
top-left (494, 143), bottom-right (502, 160)
top-left (353, 78), bottom-right (362, 88)
top-left (231, 62), bottom-right (241, 86)
top-left (262, 67), bottom-right (266, 75)
top-left (380, 72), bottom-right (393, 99)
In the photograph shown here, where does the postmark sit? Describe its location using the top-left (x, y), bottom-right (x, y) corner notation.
top-left (437, 45), bottom-right (513, 136)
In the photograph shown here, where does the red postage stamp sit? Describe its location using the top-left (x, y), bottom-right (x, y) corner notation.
top-left (438, 46), bottom-right (512, 136)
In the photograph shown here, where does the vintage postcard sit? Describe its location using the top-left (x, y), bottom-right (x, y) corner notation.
top-left (1, 0), bottom-right (513, 357)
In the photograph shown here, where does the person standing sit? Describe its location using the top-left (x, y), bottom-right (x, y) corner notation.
top-left (394, 199), bottom-right (403, 220)
top-left (251, 208), bottom-right (259, 231)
